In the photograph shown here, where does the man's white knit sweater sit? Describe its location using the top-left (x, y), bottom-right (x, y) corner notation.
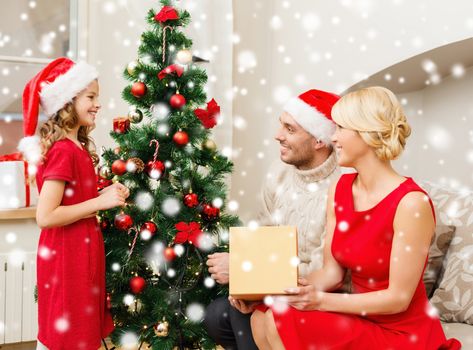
top-left (257, 151), bottom-right (340, 277)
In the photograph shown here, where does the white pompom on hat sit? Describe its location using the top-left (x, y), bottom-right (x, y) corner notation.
top-left (19, 57), bottom-right (98, 166)
top-left (283, 89), bottom-right (340, 145)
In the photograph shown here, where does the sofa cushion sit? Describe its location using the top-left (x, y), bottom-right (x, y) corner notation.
top-left (421, 182), bottom-right (473, 324)
top-left (424, 224), bottom-right (456, 297)
top-left (441, 322), bottom-right (473, 347)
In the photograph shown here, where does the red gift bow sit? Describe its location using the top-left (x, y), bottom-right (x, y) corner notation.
top-left (174, 222), bottom-right (202, 247)
top-left (194, 99), bottom-right (220, 129)
top-left (158, 64), bottom-right (184, 80)
top-left (0, 152), bottom-right (31, 207)
top-left (154, 6), bottom-right (179, 23)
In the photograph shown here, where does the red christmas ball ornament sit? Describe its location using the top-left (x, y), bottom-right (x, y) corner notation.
top-left (140, 221), bottom-right (157, 238)
top-left (106, 293), bottom-right (112, 309)
top-left (112, 159), bottom-right (127, 175)
top-left (114, 213), bottom-right (133, 231)
top-left (130, 276), bottom-right (146, 294)
top-left (99, 218), bottom-right (110, 231)
top-left (184, 193), bottom-right (199, 208)
top-left (170, 93), bottom-right (186, 109)
top-left (164, 247), bottom-right (177, 261)
top-left (202, 204), bottom-right (220, 220)
top-left (145, 160), bottom-right (165, 180)
top-left (131, 82), bottom-right (147, 98)
top-left (173, 131), bottom-right (189, 147)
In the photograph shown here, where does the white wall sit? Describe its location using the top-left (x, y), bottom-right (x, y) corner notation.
top-left (232, 0), bottom-right (473, 222)
top-left (395, 66), bottom-right (473, 190)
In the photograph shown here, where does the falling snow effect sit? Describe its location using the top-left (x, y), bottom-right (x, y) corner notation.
top-left (161, 197), bottom-right (181, 217)
top-left (134, 191), bottom-right (154, 211)
top-left (185, 303), bottom-right (205, 322)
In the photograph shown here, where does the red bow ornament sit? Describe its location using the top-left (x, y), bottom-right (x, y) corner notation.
top-left (174, 222), bottom-right (202, 247)
top-left (158, 64), bottom-right (184, 80)
top-left (154, 6), bottom-right (179, 23)
top-left (194, 99), bottom-right (220, 129)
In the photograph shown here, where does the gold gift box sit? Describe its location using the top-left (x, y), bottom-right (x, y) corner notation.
top-left (229, 226), bottom-right (299, 301)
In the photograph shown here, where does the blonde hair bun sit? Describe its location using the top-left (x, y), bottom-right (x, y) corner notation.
top-left (331, 86), bottom-right (411, 161)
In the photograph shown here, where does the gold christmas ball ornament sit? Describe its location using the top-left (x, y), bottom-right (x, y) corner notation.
top-left (128, 109), bottom-right (143, 123)
top-left (176, 49), bottom-right (193, 65)
top-left (99, 166), bottom-right (111, 179)
top-left (127, 60), bottom-right (139, 75)
top-left (202, 139), bottom-right (217, 152)
top-left (154, 320), bottom-right (170, 337)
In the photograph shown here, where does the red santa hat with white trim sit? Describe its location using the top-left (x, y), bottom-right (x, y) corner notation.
top-left (283, 89), bottom-right (340, 145)
top-left (18, 57), bottom-right (98, 168)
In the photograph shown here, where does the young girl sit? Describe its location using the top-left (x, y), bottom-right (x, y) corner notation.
top-left (231, 86), bottom-right (461, 349)
top-left (21, 57), bottom-right (129, 350)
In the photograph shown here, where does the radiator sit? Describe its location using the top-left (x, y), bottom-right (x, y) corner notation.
top-left (0, 252), bottom-right (37, 344)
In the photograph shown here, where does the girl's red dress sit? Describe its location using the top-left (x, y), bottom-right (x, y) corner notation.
top-left (261, 173), bottom-right (461, 350)
top-left (36, 138), bottom-right (114, 350)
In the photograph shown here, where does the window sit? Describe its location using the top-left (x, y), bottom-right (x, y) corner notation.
top-left (0, 0), bottom-right (78, 155)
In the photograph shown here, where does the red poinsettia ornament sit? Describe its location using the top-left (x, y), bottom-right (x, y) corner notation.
top-left (174, 222), bottom-right (202, 247)
top-left (194, 98), bottom-right (220, 129)
top-left (154, 6), bottom-right (179, 23)
top-left (158, 64), bottom-right (184, 80)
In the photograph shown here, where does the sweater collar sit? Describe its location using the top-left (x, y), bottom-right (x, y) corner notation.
top-left (293, 150), bottom-right (338, 185)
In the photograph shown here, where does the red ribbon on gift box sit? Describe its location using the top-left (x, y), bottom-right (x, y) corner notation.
top-left (0, 152), bottom-right (31, 207)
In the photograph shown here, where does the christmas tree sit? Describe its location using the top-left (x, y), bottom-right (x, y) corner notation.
top-left (98, 1), bottom-right (239, 348)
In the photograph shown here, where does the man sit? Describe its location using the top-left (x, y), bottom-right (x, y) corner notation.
top-left (204, 89), bottom-right (341, 349)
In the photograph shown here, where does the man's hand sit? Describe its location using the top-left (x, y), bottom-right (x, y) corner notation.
top-left (282, 278), bottom-right (324, 311)
top-left (228, 296), bottom-right (259, 314)
top-left (206, 252), bottom-right (229, 284)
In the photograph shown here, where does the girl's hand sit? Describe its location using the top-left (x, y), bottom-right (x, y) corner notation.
top-left (282, 278), bottom-right (324, 311)
top-left (228, 297), bottom-right (259, 314)
top-left (100, 182), bottom-right (130, 199)
top-left (96, 186), bottom-right (126, 210)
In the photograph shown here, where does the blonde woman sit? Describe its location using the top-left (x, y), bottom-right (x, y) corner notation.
top-left (236, 86), bottom-right (461, 349)
top-left (22, 58), bottom-right (129, 350)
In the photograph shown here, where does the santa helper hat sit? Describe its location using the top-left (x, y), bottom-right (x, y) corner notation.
top-left (283, 89), bottom-right (340, 145)
top-left (18, 57), bottom-right (98, 170)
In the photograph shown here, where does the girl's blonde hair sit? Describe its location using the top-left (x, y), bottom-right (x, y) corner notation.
top-left (39, 103), bottom-right (99, 166)
top-left (331, 86), bottom-right (411, 161)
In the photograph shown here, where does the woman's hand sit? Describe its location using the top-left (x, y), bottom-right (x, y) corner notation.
top-left (282, 278), bottom-right (324, 311)
top-left (228, 296), bottom-right (259, 314)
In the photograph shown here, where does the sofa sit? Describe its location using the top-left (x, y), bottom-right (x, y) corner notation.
top-left (421, 182), bottom-right (473, 348)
